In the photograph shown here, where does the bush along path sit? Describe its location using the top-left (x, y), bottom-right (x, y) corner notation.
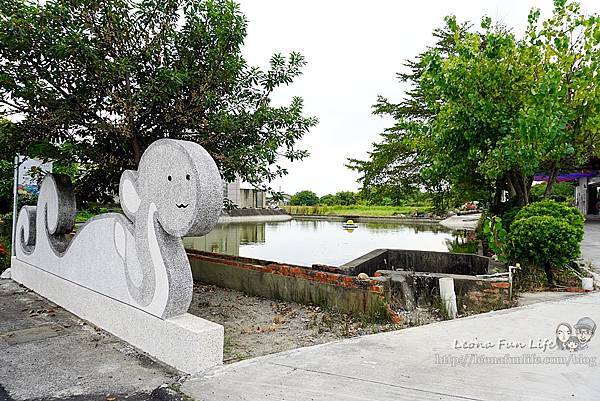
top-left (485, 200), bottom-right (588, 291)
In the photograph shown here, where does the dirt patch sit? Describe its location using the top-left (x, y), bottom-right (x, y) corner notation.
top-left (189, 282), bottom-right (442, 363)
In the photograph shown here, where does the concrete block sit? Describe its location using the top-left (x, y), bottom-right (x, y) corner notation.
top-left (439, 277), bottom-right (457, 319)
top-left (12, 257), bottom-right (223, 374)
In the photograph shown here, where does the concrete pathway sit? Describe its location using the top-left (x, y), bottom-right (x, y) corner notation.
top-left (517, 291), bottom-right (582, 306)
top-left (0, 280), bottom-right (183, 401)
top-left (582, 221), bottom-right (600, 270)
top-left (181, 225), bottom-right (600, 401)
top-left (182, 293), bottom-right (600, 401)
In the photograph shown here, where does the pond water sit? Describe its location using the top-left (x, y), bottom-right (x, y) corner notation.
top-left (184, 218), bottom-right (466, 267)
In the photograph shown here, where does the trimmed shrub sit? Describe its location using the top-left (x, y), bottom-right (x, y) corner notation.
top-left (513, 199), bottom-right (584, 229)
top-left (509, 216), bottom-right (581, 268)
top-left (508, 200), bottom-right (584, 285)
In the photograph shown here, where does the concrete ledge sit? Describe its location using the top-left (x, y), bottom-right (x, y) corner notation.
top-left (340, 248), bottom-right (501, 276)
top-left (376, 269), bottom-right (513, 314)
top-left (439, 213), bottom-right (481, 230)
top-left (11, 257), bottom-right (223, 374)
top-left (218, 214), bottom-right (292, 223)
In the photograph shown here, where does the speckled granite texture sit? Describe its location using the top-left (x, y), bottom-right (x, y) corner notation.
top-left (11, 139), bottom-right (224, 373)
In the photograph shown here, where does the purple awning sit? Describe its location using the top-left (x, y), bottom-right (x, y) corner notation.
top-left (534, 171), bottom-right (598, 182)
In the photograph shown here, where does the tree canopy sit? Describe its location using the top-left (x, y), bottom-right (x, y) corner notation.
top-left (0, 0), bottom-right (317, 202)
top-left (349, 0), bottom-right (600, 210)
top-left (288, 190), bottom-right (319, 206)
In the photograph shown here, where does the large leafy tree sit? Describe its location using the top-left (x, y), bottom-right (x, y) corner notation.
top-left (347, 22), bottom-right (473, 211)
top-left (0, 0), bottom-right (317, 202)
top-left (288, 190), bottom-right (319, 206)
top-left (350, 0), bottom-right (600, 210)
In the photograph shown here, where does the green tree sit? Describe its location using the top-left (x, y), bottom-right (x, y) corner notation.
top-left (0, 120), bottom-right (20, 213)
top-left (0, 0), bottom-right (317, 202)
top-left (349, 0), bottom-right (600, 210)
top-left (334, 191), bottom-right (356, 206)
top-left (319, 194), bottom-right (338, 206)
top-left (347, 22), bottom-right (471, 212)
top-left (289, 190), bottom-right (319, 206)
top-left (530, 182), bottom-right (575, 203)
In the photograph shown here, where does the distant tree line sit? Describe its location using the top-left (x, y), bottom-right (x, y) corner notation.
top-left (287, 189), bottom-right (431, 207)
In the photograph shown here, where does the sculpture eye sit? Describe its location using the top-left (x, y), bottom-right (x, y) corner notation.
top-left (186, 174), bottom-right (190, 180)
top-left (168, 175), bottom-right (172, 181)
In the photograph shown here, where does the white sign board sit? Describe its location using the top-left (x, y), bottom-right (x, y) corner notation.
top-left (17, 156), bottom-right (53, 192)
top-left (12, 157), bottom-right (54, 256)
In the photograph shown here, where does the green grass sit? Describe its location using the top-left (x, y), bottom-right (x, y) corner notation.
top-left (76, 206), bottom-right (121, 223)
top-left (283, 204), bottom-right (433, 217)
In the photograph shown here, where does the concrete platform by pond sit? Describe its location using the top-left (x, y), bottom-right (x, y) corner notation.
top-left (181, 291), bottom-right (600, 401)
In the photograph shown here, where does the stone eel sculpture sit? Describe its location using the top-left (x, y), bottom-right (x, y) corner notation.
top-left (15, 139), bottom-right (223, 319)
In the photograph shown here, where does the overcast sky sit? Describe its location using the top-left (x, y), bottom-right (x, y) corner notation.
top-left (236, 0), bottom-right (598, 196)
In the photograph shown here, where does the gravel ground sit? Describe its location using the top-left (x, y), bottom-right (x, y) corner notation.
top-left (188, 282), bottom-right (442, 363)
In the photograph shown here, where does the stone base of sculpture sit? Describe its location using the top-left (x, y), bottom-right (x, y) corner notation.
top-left (12, 257), bottom-right (224, 373)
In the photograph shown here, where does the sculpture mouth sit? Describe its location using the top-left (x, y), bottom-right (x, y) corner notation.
top-left (176, 203), bottom-right (189, 209)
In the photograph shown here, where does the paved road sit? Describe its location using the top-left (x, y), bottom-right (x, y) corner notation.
top-left (182, 293), bottom-right (600, 401)
top-left (582, 221), bottom-right (600, 269)
top-left (179, 224), bottom-right (600, 401)
top-left (0, 280), bottom-right (183, 401)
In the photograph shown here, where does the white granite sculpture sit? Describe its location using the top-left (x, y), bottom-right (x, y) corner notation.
top-left (11, 139), bottom-right (225, 373)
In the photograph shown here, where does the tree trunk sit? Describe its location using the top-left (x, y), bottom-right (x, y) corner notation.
top-left (491, 177), bottom-right (505, 213)
top-left (132, 136), bottom-right (142, 166)
top-left (544, 162), bottom-right (558, 198)
top-left (507, 170), bottom-right (531, 206)
top-left (543, 261), bottom-right (554, 287)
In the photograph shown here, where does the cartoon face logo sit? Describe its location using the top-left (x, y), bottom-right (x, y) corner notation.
top-left (565, 336), bottom-right (580, 352)
top-left (574, 317), bottom-right (596, 346)
top-left (556, 317), bottom-right (596, 352)
top-left (556, 323), bottom-right (572, 348)
top-left (577, 328), bottom-right (594, 343)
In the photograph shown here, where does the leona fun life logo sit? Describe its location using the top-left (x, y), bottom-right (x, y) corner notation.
top-left (556, 317), bottom-right (596, 352)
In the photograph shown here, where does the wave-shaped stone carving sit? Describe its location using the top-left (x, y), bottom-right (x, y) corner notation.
top-left (15, 138), bottom-right (223, 319)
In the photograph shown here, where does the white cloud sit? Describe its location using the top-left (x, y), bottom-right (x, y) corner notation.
top-left (238, 0), bottom-right (598, 196)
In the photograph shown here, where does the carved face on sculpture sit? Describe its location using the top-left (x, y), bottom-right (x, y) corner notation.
top-left (119, 139), bottom-right (223, 237)
top-left (144, 145), bottom-right (198, 234)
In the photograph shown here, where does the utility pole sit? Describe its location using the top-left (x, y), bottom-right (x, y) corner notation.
top-left (11, 155), bottom-right (20, 256)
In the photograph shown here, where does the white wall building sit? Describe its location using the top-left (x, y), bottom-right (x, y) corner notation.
top-left (576, 176), bottom-right (600, 218)
top-left (224, 176), bottom-right (266, 209)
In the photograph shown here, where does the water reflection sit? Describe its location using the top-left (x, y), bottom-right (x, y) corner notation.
top-left (184, 218), bottom-right (464, 267)
top-left (183, 223), bottom-right (266, 256)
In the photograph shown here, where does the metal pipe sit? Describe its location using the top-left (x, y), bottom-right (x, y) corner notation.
top-left (508, 264), bottom-right (521, 299)
top-left (11, 155), bottom-right (19, 257)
